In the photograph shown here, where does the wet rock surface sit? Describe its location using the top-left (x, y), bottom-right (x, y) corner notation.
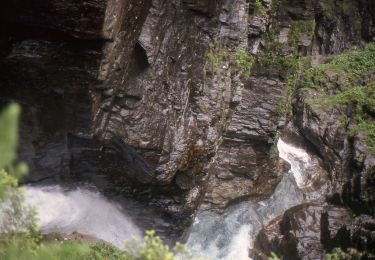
top-left (253, 0), bottom-right (375, 258)
top-left (253, 203), bottom-right (375, 259)
top-left (0, 0), bottom-right (375, 256)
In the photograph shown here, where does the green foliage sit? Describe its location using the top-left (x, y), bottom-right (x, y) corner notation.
top-left (0, 103), bottom-right (37, 239)
top-left (354, 120), bottom-right (375, 156)
top-left (253, 0), bottom-right (265, 15)
top-left (321, 0), bottom-right (335, 19)
top-left (124, 230), bottom-right (196, 260)
top-left (288, 20), bottom-right (316, 53)
top-left (0, 104), bottom-right (20, 170)
top-left (276, 99), bottom-right (285, 119)
top-left (257, 2), bottom-right (316, 119)
top-left (302, 43), bottom-right (375, 90)
top-left (326, 247), bottom-right (363, 260)
top-left (0, 103), bottom-right (40, 259)
top-left (0, 103), bottom-right (28, 183)
top-left (88, 232), bottom-right (199, 260)
top-left (0, 185), bottom-right (38, 235)
top-left (0, 103), bottom-right (28, 201)
top-left (285, 57), bottom-right (311, 116)
top-left (340, 0), bottom-right (354, 16)
top-left (305, 44), bottom-right (375, 156)
top-left (0, 169), bottom-right (18, 198)
top-left (268, 252), bottom-right (281, 260)
top-left (322, 0), bottom-right (355, 18)
top-left (233, 48), bottom-right (254, 80)
top-left (1, 231), bottom-right (198, 260)
top-left (206, 42), bottom-right (230, 79)
top-left (1, 239), bottom-right (92, 260)
top-left (206, 43), bottom-right (254, 81)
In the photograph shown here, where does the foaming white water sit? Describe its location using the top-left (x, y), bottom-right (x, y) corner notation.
top-left (25, 185), bottom-right (142, 248)
top-left (187, 173), bottom-right (303, 260)
top-left (277, 138), bottom-right (312, 187)
top-left (187, 138), bottom-right (324, 260)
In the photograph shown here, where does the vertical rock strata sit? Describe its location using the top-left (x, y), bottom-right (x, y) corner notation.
top-left (0, 0), bottom-right (375, 255)
top-left (92, 0), bottom-right (290, 221)
top-left (251, 0), bottom-right (375, 258)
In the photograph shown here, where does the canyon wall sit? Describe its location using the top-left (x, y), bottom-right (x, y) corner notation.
top-left (1, 0), bottom-right (375, 257)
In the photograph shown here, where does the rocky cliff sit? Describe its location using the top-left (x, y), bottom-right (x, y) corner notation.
top-left (1, 0), bottom-right (375, 258)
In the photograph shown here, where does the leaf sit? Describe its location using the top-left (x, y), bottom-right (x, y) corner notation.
top-left (0, 103), bottom-right (21, 170)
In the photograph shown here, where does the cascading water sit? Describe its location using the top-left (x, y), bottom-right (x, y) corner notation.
top-left (23, 137), bottom-right (327, 258)
top-left (186, 138), bottom-right (328, 259)
top-left (25, 185), bottom-right (142, 248)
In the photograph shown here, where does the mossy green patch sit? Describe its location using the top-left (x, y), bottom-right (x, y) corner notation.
top-left (233, 48), bottom-right (254, 80)
top-left (205, 42), bottom-right (230, 78)
top-left (302, 44), bottom-right (375, 90)
top-left (305, 44), bottom-right (375, 155)
top-left (253, 0), bottom-right (265, 15)
top-left (288, 20), bottom-right (316, 53)
top-left (321, 0), bottom-right (335, 19)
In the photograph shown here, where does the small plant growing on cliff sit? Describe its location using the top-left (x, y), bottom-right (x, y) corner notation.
top-left (233, 48), bottom-right (254, 80)
top-left (205, 41), bottom-right (230, 78)
top-left (288, 20), bottom-right (316, 54)
top-left (253, 0), bottom-right (265, 15)
top-left (123, 230), bottom-right (195, 260)
top-left (326, 247), bottom-right (363, 260)
top-left (268, 252), bottom-right (281, 260)
top-left (321, 0), bottom-right (335, 19)
top-left (304, 44), bottom-right (375, 156)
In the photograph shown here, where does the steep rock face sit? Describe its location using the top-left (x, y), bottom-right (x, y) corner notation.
top-left (252, 203), bottom-right (375, 259)
top-left (0, 0), bottom-right (153, 184)
top-left (2, 0), bottom-right (285, 237)
top-left (92, 0), bottom-right (271, 221)
top-left (1, 0), bottom-right (375, 251)
top-left (251, 0), bottom-right (375, 258)
top-left (203, 0), bottom-right (291, 212)
top-left (1, 0), bottom-right (107, 39)
top-left (293, 47), bottom-right (375, 215)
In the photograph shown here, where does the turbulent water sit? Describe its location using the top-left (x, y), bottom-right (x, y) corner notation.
top-left (186, 138), bottom-right (324, 260)
top-left (24, 138), bottom-right (324, 258)
top-left (25, 185), bottom-right (142, 248)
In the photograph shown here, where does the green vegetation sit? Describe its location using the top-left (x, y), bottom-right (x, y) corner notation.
top-left (284, 20), bottom-right (315, 116)
top-left (268, 252), bottom-right (281, 260)
top-left (258, 7), bottom-right (315, 117)
top-left (0, 104), bottom-right (197, 260)
top-left (321, 0), bottom-right (356, 19)
top-left (340, 0), bottom-right (355, 16)
top-left (285, 57), bottom-right (311, 116)
top-left (1, 231), bottom-right (197, 260)
top-left (206, 42), bottom-right (230, 78)
top-left (206, 42), bottom-right (254, 81)
top-left (303, 44), bottom-right (375, 90)
top-left (258, 20), bottom-right (292, 71)
top-left (321, 0), bottom-right (335, 19)
top-left (233, 48), bottom-right (255, 80)
top-left (326, 247), bottom-right (363, 260)
top-left (288, 20), bottom-right (316, 53)
top-left (305, 43), bottom-right (375, 155)
top-left (253, 0), bottom-right (265, 15)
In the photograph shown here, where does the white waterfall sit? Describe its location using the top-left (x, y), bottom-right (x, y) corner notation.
top-left (186, 138), bottom-right (325, 259)
top-left (25, 185), bottom-right (142, 248)
top-left (22, 137), bottom-right (326, 258)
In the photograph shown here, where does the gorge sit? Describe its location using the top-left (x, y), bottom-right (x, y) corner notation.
top-left (1, 0), bottom-right (375, 259)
